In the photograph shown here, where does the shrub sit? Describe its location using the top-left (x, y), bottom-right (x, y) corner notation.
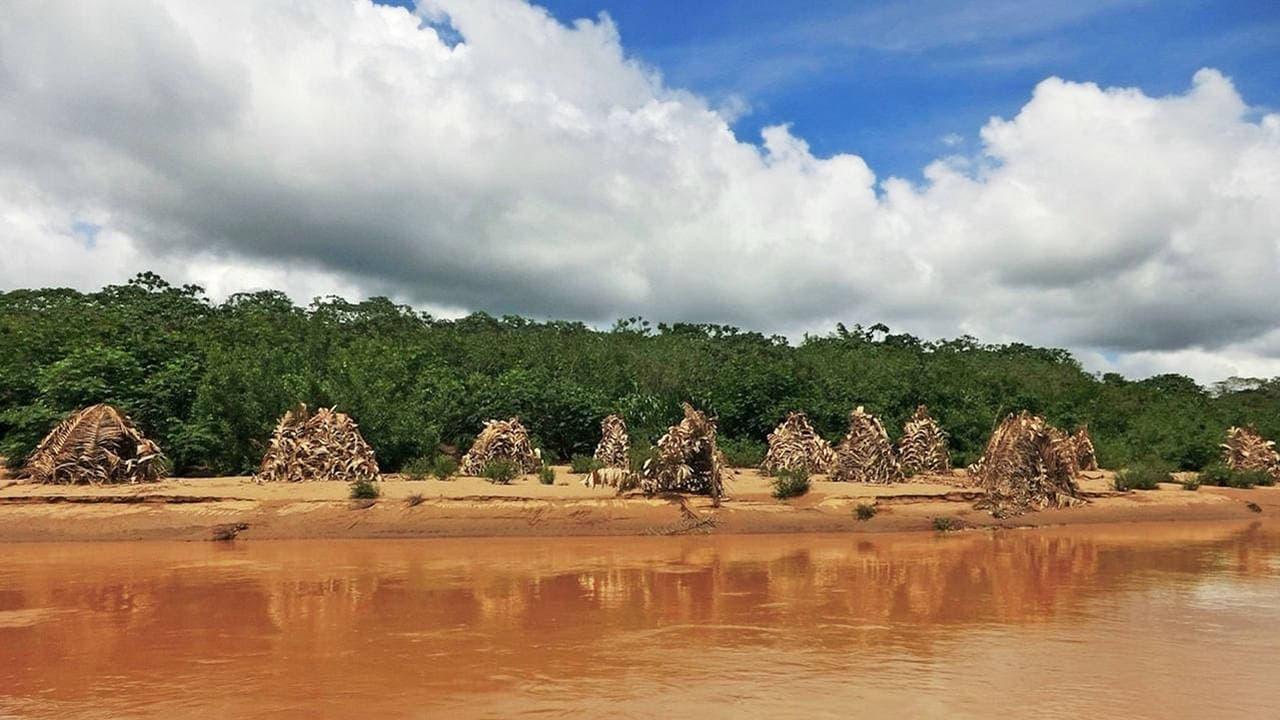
top-left (1114, 463), bottom-right (1170, 491)
top-left (1180, 476), bottom-right (1201, 491)
top-left (401, 456), bottom-right (434, 481)
top-left (570, 454), bottom-right (603, 474)
top-left (855, 503), bottom-right (877, 521)
top-left (538, 464), bottom-right (556, 485)
top-left (1196, 462), bottom-right (1273, 489)
top-left (719, 437), bottom-right (766, 468)
top-left (771, 468), bottom-right (811, 499)
top-left (932, 516), bottom-right (960, 532)
top-left (482, 459), bottom-right (519, 484)
top-left (430, 455), bottom-right (458, 481)
top-left (349, 479), bottom-right (380, 499)
top-left (405, 493), bottom-right (425, 507)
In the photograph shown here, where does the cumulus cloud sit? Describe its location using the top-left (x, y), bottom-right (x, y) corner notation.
top-left (0, 0), bottom-right (1278, 382)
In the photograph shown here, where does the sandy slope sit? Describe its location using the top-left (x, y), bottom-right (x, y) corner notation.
top-left (0, 466), bottom-right (1272, 542)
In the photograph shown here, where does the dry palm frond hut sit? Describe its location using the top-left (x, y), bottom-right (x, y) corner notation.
top-left (1222, 426), bottom-right (1280, 479)
top-left (640, 403), bottom-right (724, 499)
top-left (970, 412), bottom-right (1084, 517)
top-left (19, 404), bottom-right (165, 484)
top-left (1072, 425), bottom-right (1099, 471)
top-left (760, 411), bottom-right (836, 475)
top-left (897, 405), bottom-right (951, 476)
top-left (593, 414), bottom-right (630, 469)
top-left (257, 404), bottom-right (380, 483)
top-left (459, 417), bottom-right (542, 476)
top-left (832, 406), bottom-right (902, 484)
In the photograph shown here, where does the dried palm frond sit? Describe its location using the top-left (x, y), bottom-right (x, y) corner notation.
top-left (641, 403), bottom-right (724, 499)
top-left (459, 417), bottom-right (542, 476)
top-left (257, 404), bottom-right (380, 483)
top-left (19, 404), bottom-right (165, 485)
top-left (1222, 426), bottom-right (1280, 479)
top-left (832, 406), bottom-right (902, 484)
top-left (970, 412), bottom-right (1083, 517)
top-left (593, 414), bottom-right (630, 469)
top-left (1072, 425), bottom-right (1099, 471)
top-left (760, 411), bottom-right (836, 475)
top-left (897, 405), bottom-right (951, 476)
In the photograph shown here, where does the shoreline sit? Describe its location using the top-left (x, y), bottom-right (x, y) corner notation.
top-left (0, 467), bottom-right (1274, 542)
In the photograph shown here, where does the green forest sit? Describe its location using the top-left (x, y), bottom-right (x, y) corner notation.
top-left (2, 272), bottom-right (1277, 476)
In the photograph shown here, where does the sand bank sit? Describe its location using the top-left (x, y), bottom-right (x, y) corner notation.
top-left (0, 466), bottom-right (1273, 542)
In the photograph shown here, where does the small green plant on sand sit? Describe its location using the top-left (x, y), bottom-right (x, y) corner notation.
top-left (349, 478), bottom-right (380, 499)
top-left (932, 516), bottom-right (960, 532)
top-left (431, 455), bottom-right (458, 481)
top-left (405, 493), bottom-right (425, 507)
top-left (402, 456), bottom-right (433, 481)
top-left (483, 459), bottom-right (519, 484)
top-left (1180, 476), bottom-right (1201, 491)
top-left (771, 468), bottom-right (811, 500)
top-left (1198, 462), bottom-right (1274, 489)
top-left (1114, 462), bottom-right (1170, 491)
top-left (855, 503), bottom-right (877, 521)
top-left (538, 464), bottom-right (556, 485)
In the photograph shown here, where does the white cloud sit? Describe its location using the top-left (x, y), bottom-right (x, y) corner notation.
top-left (0, 0), bottom-right (1278, 383)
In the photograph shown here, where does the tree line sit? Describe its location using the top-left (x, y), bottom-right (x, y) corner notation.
top-left (2, 272), bottom-right (1277, 476)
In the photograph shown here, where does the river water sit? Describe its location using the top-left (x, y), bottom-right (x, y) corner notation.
top-left (2, 523), bottom-right (1279, 719)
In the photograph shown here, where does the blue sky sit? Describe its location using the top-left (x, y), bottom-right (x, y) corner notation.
top-left (386, 0), bottom-right (1280, 180)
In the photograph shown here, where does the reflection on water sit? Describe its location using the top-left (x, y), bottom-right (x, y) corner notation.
top-left (2, 523), bottom-right (1280, 719)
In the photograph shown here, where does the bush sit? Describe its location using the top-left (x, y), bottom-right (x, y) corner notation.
top-left (1196, 462), bottom-right (1273, 489)
top-left (349, 479), bottom-right (380, 499)
top-left (401, 456), bottom-right (434, 481)
top-left (569, 454), bottom-right (602, 474)
top-left (932, 516), bottom-right (960, 532)
top-left (855, 503), bottom-right (877, 521)
top-left (1180, 476), bottom-right (1201, 491)
top-left (628, 441), bottom-right (658, 475)
top-left (1114, 463), bottom-right (1170, 491)
top-left (719, 437), bottom-right (766, 468)
top-left (405, 493), bottom-right (425, 507)
top-left (538, 464), bottom-right (556, 485)
top-left (771, 468), bottom-right (810, 499)
top-left (482, 459), bottom-right (519, 484)
top-left (430, 455), bottom-right (458, 481)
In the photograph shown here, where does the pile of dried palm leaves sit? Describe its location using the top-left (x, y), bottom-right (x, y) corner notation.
top-left (760, 411), bottom-right (836, 475)
top-left (459, 417), bottom-right (542, 476)
top-left (897, 405), bottom-right (951, 476)
top-left (970, 412), bottom-right (1083, 517)
top-left (640, 403), bottom-right (724, 499)
top-left (1222, 426), bottom-right (1280, 479)
top-left (257, 404), bottom-right (380, 483)
top-left (593, 414), bottom-right (630, 469)
top-left (19, 404), bottom-right (166, 484)
top-left (832, 406), bottom-right (902, 483)
top-left (1072, 425), bottom-right (1099, 471)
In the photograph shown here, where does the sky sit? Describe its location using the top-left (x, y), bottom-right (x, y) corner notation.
top-left (1, 0), bottom-right (1279, 383)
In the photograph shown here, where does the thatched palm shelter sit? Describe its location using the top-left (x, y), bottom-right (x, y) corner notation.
top-left (593, 414), bottom-right (630, 469)
top-left (760, 411), bottom-right (836, 475)
top-left (257, 405), bottom-right (380, 483)
top-left (640, 403), bottom-right (724, 501)
top-left (459, 417), bottom-right (542, 476)
top-left (19, 404), bottom-right (165, 484)
top-left (832, 406), bottom-right (902, 483)
top-left (897, 405), bottom-right (951, 476)
top-left (1222, 426), bottom-right (1280, 480)
top-left (970, 412), bottom-right (1083, 517)
top-left (1072, 426), bottom-right (1099, 471)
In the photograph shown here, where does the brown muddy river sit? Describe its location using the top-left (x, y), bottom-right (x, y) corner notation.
top-left (2, 523), bottom-right (1279, 719)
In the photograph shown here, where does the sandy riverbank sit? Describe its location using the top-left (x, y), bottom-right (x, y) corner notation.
top-left (0, 466), bottom-right (1274, 542)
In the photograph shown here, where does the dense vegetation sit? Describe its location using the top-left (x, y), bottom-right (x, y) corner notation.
top-left (2, 273), bottom-right (1277, 476)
